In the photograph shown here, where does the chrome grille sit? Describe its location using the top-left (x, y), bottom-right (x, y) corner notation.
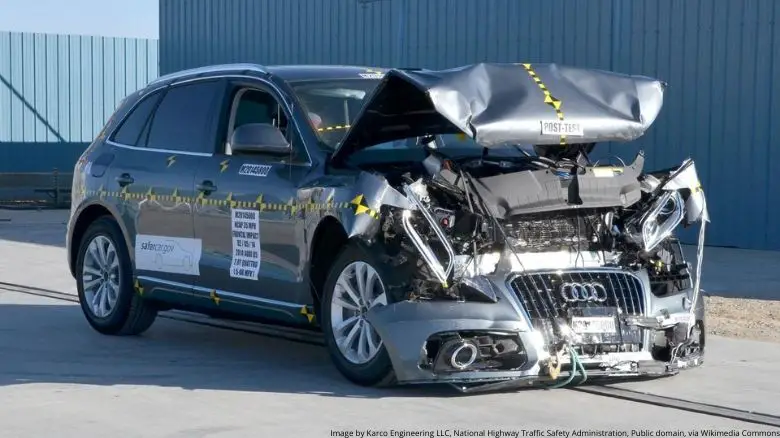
top-left (508, 270), bottom-right (645, 319)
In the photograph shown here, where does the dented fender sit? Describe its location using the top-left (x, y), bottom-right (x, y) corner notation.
top-left (303, 171), bottom-right (414, 246)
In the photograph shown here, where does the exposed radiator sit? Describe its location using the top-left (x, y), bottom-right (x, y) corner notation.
top-left (502, 210), bottom-right (605, 252)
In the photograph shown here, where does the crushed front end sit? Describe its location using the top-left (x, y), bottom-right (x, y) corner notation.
top-left (329, 62), bottom-right (709, 391)
top-left (361, 149), bottom-right (709, 391)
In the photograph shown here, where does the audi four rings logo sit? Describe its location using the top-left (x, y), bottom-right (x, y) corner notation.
top-left (560, 282), bottom-right (609, 302)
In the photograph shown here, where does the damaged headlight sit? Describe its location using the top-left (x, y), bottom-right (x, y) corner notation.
top-left (625, 189), bottom-right (685, 252)
top-left (627, 159), bottom-right (709, 253)
top-left (637, 190), bottom-right (685, 252)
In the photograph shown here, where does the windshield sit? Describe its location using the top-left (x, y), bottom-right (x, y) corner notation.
top-left (289, 78), bottom-right (536, 160)
top-left (290, 79), bottom-right (381, 149)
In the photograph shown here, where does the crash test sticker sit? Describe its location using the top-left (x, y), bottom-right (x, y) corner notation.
top-left (230, 208), bottom-right (261, 280)
top-left (540, 120), bottom-right (584, 137)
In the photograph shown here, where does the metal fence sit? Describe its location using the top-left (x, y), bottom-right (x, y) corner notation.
top-left (0, 31), bottom-right (158, 207)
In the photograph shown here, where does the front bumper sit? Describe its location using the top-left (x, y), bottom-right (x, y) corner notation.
top-left (365, 269), bottom-right (705, 389)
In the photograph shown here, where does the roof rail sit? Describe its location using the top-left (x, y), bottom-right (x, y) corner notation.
top-left (148, 63), bottom-right (268, 86)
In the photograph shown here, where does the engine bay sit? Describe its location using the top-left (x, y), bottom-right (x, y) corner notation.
top-left (370, 145), bottom-right (700, 303)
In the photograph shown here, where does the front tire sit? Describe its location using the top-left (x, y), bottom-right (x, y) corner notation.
top-left (321, 242), bottom-right (396, 387)
top-left (75, 216), bottom-right (158, 336)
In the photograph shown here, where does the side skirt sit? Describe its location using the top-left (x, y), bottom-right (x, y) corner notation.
top-left (134, 276), bottom-right (318, 328)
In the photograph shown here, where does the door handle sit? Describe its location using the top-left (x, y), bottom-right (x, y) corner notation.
top-left (196, 180), bottom-right (217, 194)
top-left (115, 173), bottom-right (134, 187)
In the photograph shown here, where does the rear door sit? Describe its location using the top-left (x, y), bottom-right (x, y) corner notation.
top-left (191, 78), bottom-right (313, 325)
top-left (104, 78), bottom-right (225, 303)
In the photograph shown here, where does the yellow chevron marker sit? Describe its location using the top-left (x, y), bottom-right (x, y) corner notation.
top-left (226, 192), bottom-right (237, 208)
top-left (350, 194), bottom-right (379, 218)
top-left (300, 306), bottom-right (316, 324)
top-left (220, 159), bottom-right (230, 173)
top-left (134, 279), bottom-right (144, 296)
top-left (171, 188), bottom-right (182, 203)
top-left (146, 187), bottom-right (156, 201)
top-left (350, 194), bottom-right (369, 215)
top-left (255, 194), bottom-right (265, 211)
top-left (210, 289), bottom-right (221, 305)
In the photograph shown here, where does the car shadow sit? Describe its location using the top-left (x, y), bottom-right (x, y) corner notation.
top-left (0, 301), bottom-right (465, 398)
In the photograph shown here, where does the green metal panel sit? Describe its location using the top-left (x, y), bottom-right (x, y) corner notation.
top-left (156, 0), bottom-right (777, 251)
top-left (0, 31), bottom-right (159, 174)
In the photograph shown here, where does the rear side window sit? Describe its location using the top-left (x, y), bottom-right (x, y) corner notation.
top-left (146, 80), bottom-right (223, 153)
top-left (111, 91), bottom-right (162, 146)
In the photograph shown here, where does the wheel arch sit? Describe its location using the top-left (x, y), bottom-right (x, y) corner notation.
top-left (308, 215), bottom-right (350, 306)
top-left (68, 202), bottom-right (132, 277)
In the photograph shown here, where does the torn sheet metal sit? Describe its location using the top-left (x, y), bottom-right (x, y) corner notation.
top-left (659, 159), bottom-right (710, 225)
top-left (331, 62), bottom-right (666, 165)
top-left (338, 172), bottom-right (414, 238)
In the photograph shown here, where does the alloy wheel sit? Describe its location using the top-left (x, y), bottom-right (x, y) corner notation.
top-left (330, 261), bottom-right (388, 364)
top-left (81, 235), bottom-right (121, 318)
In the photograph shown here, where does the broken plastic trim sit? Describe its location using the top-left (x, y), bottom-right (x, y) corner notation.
top-left (401, 184), bottom-right (456, 288)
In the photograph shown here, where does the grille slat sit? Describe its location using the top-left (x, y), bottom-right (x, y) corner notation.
top-left (509, 270), bottom-right (645, 320)
top-left (519, 275), bottom-right (546, 318)
top-left (619, 273), bottom-right (641, 315)
top-left (604, 274), bottom-right (623, 313)
top-left (536, 274), bottom-right (560, 318)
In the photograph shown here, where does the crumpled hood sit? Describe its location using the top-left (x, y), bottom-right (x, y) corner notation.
top-left (330, 62), bottom-right (666, 166)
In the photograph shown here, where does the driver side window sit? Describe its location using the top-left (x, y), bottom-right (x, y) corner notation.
top-left (225, 86), bottom-right (305, 163)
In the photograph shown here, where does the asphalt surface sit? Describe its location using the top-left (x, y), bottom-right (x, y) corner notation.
top-left (1, 209), bottom-right (779, 436)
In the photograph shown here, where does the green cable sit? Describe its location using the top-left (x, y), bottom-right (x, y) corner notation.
top-left (573, 348), bottom-right (588, 385)
top-left (546, 346), bottom-right (588, 389)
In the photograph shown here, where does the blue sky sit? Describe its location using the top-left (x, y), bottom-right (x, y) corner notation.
top-left (0, 0), bottom-right (158, 39)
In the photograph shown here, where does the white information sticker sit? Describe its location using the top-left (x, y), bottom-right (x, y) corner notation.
top-left (135, 235), bottom-right (202, 276)
top-left (238, 163), bottom-right (272, 177)
top-left (230, 208), bottom-right (261, 280)
top-left (540, 120), bottom-right (585, 137)
top-left (571, 316), bottom-right (617, 334)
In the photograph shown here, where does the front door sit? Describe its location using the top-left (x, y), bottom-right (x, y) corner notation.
top-left (192, 80), bottom-right (312, 325)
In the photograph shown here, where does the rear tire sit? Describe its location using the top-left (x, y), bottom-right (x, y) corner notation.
top-left (321, 241), bottom-right (396, 387)
top-left (75, 216), bottom-right (158, 336)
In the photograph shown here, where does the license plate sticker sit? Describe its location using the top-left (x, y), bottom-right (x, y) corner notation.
top-left (540, 120), bottom-right (584, 137)
top-left (571, 316), bottom-right (617, 334)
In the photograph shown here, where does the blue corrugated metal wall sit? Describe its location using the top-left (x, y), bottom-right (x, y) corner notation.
top-left (0, 31), bottom-right (159, 173)
top-left (159, 0), bottom-right (779, 251)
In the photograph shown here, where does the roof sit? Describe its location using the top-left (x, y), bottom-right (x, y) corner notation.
top-left (265, 65), bottom-right (389, 82)
top-left (147, 63), bottom-right (391, 87)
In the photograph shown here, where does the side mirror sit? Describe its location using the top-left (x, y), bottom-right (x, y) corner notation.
top-left (230, 123), bottom-right (291, 156)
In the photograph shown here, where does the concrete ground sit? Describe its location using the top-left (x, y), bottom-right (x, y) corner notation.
top-left (1, 209), bottom-right (779, 436)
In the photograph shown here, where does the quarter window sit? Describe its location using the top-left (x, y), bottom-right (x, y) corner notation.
top-left (110, 91), bottom-right (162, 146)
top-left (146, 80), bottom-right (223, 153)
